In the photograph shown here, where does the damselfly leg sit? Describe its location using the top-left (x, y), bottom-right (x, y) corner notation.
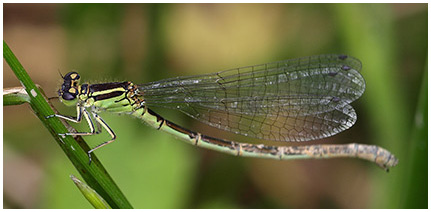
top-left (47, 104), bottom-right (116, 164)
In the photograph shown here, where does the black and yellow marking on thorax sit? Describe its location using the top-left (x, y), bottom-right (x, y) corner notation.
top-left (86, 81), bottom-right (143, 113)
top-left (87, 82), bottom-right (132, 101)
top-left (59, 72), bottom-right (143, 112)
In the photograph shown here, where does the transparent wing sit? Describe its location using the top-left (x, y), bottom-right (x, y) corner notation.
top-left (139, 54), bottom-right (365, 142)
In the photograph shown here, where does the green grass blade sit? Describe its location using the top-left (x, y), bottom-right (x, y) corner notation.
top-left (334, 4), bottom-right (408, 208)
top-left (401, 60), bottom-right (427, 208)
top-left (3, 86), bottom-right (31, 105)
top-left (70, 175), bottom-right (112, 209)
top-left (3, 40), bottom-right (133, 209)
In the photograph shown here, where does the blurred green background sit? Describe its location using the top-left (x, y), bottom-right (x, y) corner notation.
top-left (3, 3), bottom-right (427, 209)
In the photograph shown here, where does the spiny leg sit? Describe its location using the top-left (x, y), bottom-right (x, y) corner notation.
top-left (86, 113), bottom-right (117, 164)
top-left (49, 106), bottom-right (117, 164)
top-left (52, 106), bottom-right (100, 137)
top-left (47, 105), bottom-right (107, 164)
top-left (46, 104), bottom-right (84, 123)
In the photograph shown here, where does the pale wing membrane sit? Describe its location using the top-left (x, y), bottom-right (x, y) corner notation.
top-left (139, 54), bottom-right (365, 142)
top-left (178, 102), bottom-right (357, 141)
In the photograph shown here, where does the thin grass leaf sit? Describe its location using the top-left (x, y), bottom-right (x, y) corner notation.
top-left (401, 60), bottom-right (427, 208)
top-left (70, 175), bottom-right (111, 209)
top-left (3, 86), bottom-right (31, 105)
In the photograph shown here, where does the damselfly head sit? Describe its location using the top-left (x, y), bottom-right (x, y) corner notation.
top-left (58, 72), bottom-right (81, 102)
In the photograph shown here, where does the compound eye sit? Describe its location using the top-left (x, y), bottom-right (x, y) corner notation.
top-left (64, 72), bottom-right (80, 81)
top-left (62, 92), bottom-right (76, 100)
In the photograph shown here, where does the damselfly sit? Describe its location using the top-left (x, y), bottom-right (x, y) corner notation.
top-left (47, 54), bottom-right (398, 171)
